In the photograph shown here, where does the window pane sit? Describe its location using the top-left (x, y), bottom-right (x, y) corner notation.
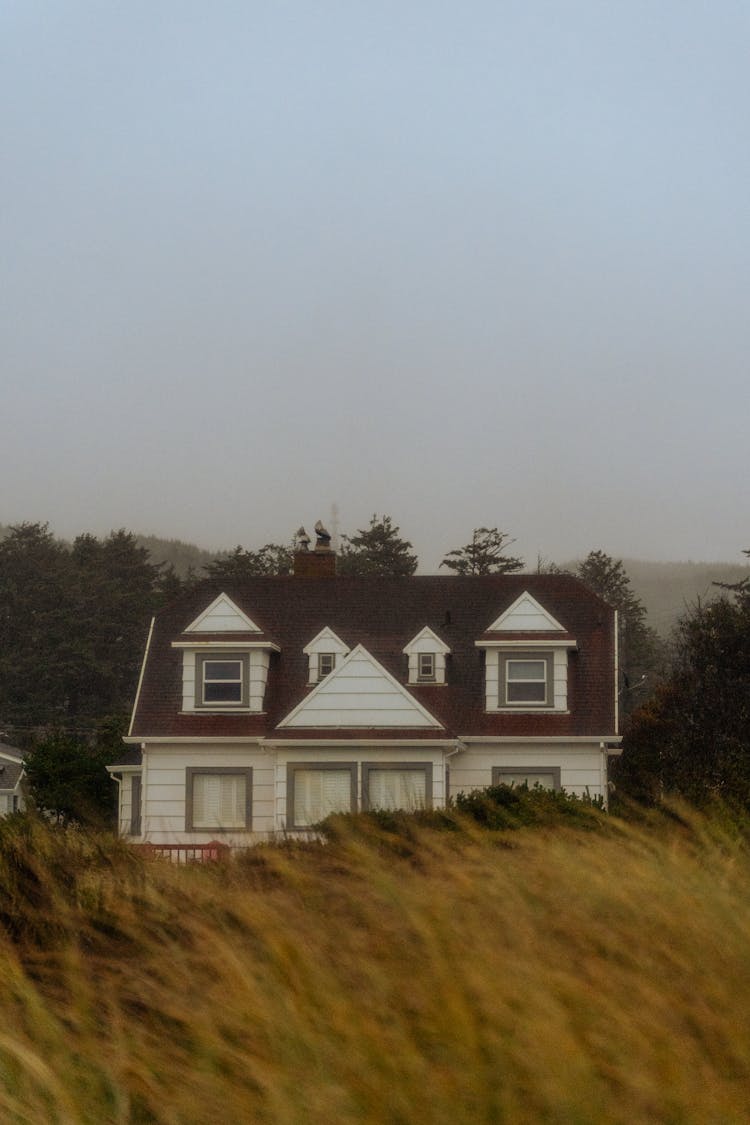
top-left (418, 654), bottom-right (435, 677)
top-left (507, 661), bottom-right (545, 680)
top-left (507, 681), bottom-right (546, 702)
top-left (193, 774), bottom-right (246, 828)
top-left (293, 769), bottom-right (352, 826)
top-left (319, 654), bottom-right (335, 678)
top-left (204, 681), bottom-right (243, 702)
top-left (367, 769), bottom-right (426, 811)
top-left (204, 661), bottom-right (242, 680)
top-left (498, 772), bottom-right (556, 790)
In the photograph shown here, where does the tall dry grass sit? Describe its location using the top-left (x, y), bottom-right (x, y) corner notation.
top-left (1, 805), bottom-right (749, 1124)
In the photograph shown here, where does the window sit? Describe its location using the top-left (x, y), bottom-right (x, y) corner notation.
top-left (492, 766), bottom-right (561, 791)
top-left (286, 763), bottom-right (356, 829)
top-left (130, 774), bottom-right (142, 836)
top-left (186, 768), bottom-right (252, 832)
top-left (417, 653), bottom-right (436, 681)
top-left (362, 763), bottom-right (433, 812)
top-left (195, 653), bottom-right (248, 709)
top-left (499, 652), bottom-right (553, 708)
top-left (318, 653), bottom-right (336, 680)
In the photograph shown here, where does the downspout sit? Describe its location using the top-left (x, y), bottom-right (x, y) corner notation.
top-left (613, 608), bottom-right (619, 736)
top-left (443, 739), bottom-right (467, 805)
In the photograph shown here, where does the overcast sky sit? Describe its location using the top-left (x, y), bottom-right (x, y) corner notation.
top-left (2, 2), bottom-right (748, 569)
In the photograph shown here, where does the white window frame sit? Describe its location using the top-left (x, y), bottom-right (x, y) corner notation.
top-left (318, 653), bottom-right (336, 680)
top-left (417, 653), bottom-right (436, 681)
top-left (498, 652), bottom-right (553, 709)
top-left (194, 653), bottom-right (248, 710)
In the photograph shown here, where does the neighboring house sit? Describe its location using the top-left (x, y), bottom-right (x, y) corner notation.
top-left (0, 741), bottom-right (26, 816)
top-left (109, 534), bottom-right (620, 847)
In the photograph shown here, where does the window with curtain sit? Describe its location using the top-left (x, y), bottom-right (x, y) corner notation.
top-left (187, 769), bottom-right (251, 830)
top-left (365, 767), bottom-right (429, 811)
top-left (290, 766), bottom-right (354, 828)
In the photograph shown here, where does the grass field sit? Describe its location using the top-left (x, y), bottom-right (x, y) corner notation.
top-left (1, 801), bottom-right (749, 1124)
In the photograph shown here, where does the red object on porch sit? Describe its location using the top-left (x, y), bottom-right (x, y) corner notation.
top-left (134, 840), bottom-right (231, 863)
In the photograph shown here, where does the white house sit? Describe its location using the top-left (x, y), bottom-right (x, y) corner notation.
top-left (109, 533), bottom-right (620, 849)
top-left (0, 741), bottom-right (26, 817)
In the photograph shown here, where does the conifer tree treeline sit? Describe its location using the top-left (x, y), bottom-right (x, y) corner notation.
top-left (0, 524), bottom-right (175, 736)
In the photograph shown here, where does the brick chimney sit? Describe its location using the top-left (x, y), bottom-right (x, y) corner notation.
top-left (293, 522), bottom-right (337, 577)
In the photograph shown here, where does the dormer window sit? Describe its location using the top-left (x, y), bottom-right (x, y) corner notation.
top-left (303, 628), bottom-right (350, 685)
top-left (403, 627), bottom-right (450, 685)
top-left (196, 654), bottom-right (248, 709)
top-left (476, 591), bottom-right (577, 713)
top-left (172, 591), bottom-right (278, 713)
top-left (503, 656), bottom-right (551, 706)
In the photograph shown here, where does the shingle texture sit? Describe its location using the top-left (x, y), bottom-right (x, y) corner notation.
top-left (130, 575), bottom-right (617, 741)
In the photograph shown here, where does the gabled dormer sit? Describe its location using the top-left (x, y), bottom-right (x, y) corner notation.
top-left (184, 593), bottom-right (263, 634)
top-left (303, 627), bottom-right (350, 684)
top-left (485, 592), bottom-right (566, 634)
top-left (476, 591), bottom-right (577, 713)
top-left (278, 644), bottom-right (444, 729)
top-left (171, 592), bottom-right (280, 713)
top-left (402, 627), bottom-right (451, 684)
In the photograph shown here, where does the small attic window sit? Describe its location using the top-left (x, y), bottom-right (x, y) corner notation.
top-left (303, 628), bottom-right (349, 685)
top-left (403, 627), bottom-right (450, 685)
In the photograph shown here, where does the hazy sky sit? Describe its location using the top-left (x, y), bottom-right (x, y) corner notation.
top-left (3, 2), bottom-right (749, 569)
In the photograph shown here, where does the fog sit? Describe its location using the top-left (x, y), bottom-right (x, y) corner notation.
top-left (3, 2), bottom-right (748, 569)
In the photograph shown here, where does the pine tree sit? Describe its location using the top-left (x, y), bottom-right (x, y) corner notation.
top-left (441, 528), bottom-right (524, 575)
top-left (338, 515), bottom-right (418, 577)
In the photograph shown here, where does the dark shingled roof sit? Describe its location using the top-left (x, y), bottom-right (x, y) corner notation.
top-left (130, 575), bottom-right (617, 741)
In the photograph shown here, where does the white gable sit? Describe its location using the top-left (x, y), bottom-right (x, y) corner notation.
top-left (402, 626), bottom-right (451, 656)
top-left (184, 593), bottom-right (262, 634)
top-left (487, 592), bottom-right (566, 633)
top-left (303, 627), bottom-right (350, 656)
top-left (277, 644), bottom-right (444, 729)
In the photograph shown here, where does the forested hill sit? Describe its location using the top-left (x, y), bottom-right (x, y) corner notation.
top-left (0, 524), bottom-right (218, 578)
top-left (618, 557), bottom-right (750, 637)
top-left (1, 523), bottom-right (747, 637)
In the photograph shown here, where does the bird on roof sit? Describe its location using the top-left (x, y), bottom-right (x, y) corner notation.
top-left (314, 520), bottom-right (331, 547)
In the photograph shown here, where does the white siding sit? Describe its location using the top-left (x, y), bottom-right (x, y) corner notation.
top-left (142, 744), bottom-right (274, 846)
top-left (484, 648), bottom-right (568, 711)
top-left (180, 649), bottom-right (270, 712)
top-left (139, 742), bottom-right (447, 844)
top-left (406, 652), bottom-right (447, 684)
top-left (186, 595), bottom-right (261, 633)
top-left (403, 628), bottom-right (450, 685)
top-left (280, 646), bottom-right (442, 729)
top-left (249, 650), bottom-right (270, 711)
top-left (487, 593), bottom-right (565, 632)
top-left (118, 773), bottom-right (134, 835)
top-left (450, 743), bottom-right (607, 802)
top-left (274, 746), bottom-right (446, 831)
top-left (182, 650), bottom-right (196, 709)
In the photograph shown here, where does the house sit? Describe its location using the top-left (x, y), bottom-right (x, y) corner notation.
top-left (109, 533), bottom-right (620, 847)
top-left (0, 741), bottom-right (26, 816)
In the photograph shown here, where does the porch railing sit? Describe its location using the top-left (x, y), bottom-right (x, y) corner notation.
top-left (134, 841), bottom-right (231, 863)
